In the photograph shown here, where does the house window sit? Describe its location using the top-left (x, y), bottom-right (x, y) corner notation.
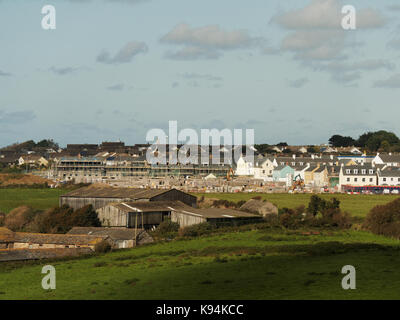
top-left (362, 178), bottom-right (365, 182)
top-left (346, 169), bottom-right (351, 174)
top-left (354, 178), bottom-right (358, 182)
top-left (361, 169), bottom-right (366, 174)
top-left (383, 178), bottom-right (386, 182)
top-left (354, 169), bottom-right (358, 174)
top-left (347, 178), bottom-right (350, 182)
top-left (370, 178), bottom-right (373, 182)
top-left (369, 170), bottom-right (374, 174)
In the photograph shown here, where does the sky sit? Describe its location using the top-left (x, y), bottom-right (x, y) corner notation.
top-left (0, 0), bottom-right (400, 147)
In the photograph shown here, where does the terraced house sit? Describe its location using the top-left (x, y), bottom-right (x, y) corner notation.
top-left (338, 164), bottom-right (379, 189)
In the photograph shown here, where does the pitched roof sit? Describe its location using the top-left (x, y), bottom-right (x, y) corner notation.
top-left (174, 207), bottom-right (261, 219)
top-left (379, 154), bottom-right (400, 163)
top-left (110, 200), bottom-right (190, 213)
top-left (67, 227), bottom-right (145, 240)
top-left (61, 186), bottom-right (182, 199)
top-left (13, 232), bottom-right (104, 245)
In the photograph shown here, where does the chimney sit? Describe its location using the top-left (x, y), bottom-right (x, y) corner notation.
top-left (311, 154), bottom-right (315, 159)
top-left (330, 155), bottom-right (333, 160)
top-left (292, 154), bottom-right (296, 160)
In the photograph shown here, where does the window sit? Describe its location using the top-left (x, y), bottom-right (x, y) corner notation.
top-left (347, 178), bottom-right (350, 182)
top-left (362, 178), bottom-right (365, 182)
top-left (346, 169), bottom-right (351, 174)
top-left (383, 178), bottom-right (386, 182)
top-left (361, 169), bottom-right (366, 174)
top-left (369, 170), bottom-right (374, 174)
top-left (354, 178), bottom-right (358, 182)
top-left (354, 169), bottom-right (358, 174)
top-left (370, 178), bottom-right (373, 182)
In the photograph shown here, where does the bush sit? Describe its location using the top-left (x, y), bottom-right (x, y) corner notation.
top-left (179, 222), bottom-right (214, 238)
top-left (363, 198), bottom-right (400, 238)
top-left (29, 204), bottom-right (101, 234)
top-left (0, 212), bottom-right (5, 227)
top-left (94, 240), bottom-right (112, 253)
top-left (4, 206), bottom-right (35, 231)
top-left (157, 219), bottom-right (180, 234)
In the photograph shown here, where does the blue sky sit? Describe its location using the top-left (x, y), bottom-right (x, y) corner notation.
top-left (0, 0), bottom-right (399, 147)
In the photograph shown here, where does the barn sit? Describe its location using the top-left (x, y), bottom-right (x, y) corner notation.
top-left (59, 186), bottom-right (197, 210)
top-left (96, 201), bottom-right (189, 228)
top-left (171, 207), bottom-right (263, 227)
top-left (96, 201), bottom-right (262, 229)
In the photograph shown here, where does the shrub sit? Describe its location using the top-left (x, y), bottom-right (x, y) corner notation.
top-left (29, 204), bottom-right (101, 234)
top-left (94, 240), bottom-right (112, 253)
top-left (157, 219), bottom-right (180, 234)
top-left (363, 198), bottom-right (400, 238)
top-left (307, 195), bottom-right (340, 216)
top-left (179, 222), bottom-right (214, 238)
top-left (0, 212), bottom-right (5, 227)
top-left (152, 219), bottom-right (180, 239)
top-left (4, 206), bottom-right (35, 231)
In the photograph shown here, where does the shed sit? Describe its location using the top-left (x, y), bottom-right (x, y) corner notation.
top-left (96, 200), bottom-right (190, 228)
top-left (171, 207), bottom-right (263, 227)
top-left (60, 186), bottom-right (197, 210)
top-left (67, 227), bottom-right (153, 248)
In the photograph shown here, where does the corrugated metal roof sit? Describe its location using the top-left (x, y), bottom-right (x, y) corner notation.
top-left (111, 200), bottom-right (190, 212)
top-left (60, 186), bottom-right (180, 199)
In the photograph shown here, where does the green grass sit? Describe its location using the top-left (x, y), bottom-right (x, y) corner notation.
top-left (195, 193), bottom-right (400, 218)
top-left (1, 228), bottom-right (400, 300)
top-left (0, 188), bottom-right (68, 213)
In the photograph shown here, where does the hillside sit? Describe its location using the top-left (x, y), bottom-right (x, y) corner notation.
top-left (1, 228), bottom-right (400, 299)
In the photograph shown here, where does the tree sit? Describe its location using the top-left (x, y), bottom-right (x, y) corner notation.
top-left (328, 135), bottom-right (355, 147)
top-left (356, 131), bottom-right (400, 152)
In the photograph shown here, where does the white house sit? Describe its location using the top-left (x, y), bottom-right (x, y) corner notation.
top-left (339, 164), bottom-right (378, 189)
top-left (235, 155), bottom-right (255, 176)
top-left (377, 168), bottom-right (400, 186)
top-left (253, 158), bottom-right (274, 181)
top-left (373, 153), bottom-right (400, 167)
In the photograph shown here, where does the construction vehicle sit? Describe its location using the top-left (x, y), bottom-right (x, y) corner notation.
top-left (290, 174), bottom-right (305, 192)
top-left (226, 168), bottom-right (235, 181)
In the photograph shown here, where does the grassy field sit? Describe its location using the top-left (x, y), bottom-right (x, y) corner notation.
top-left (195, 193), bottom-right (400, 218)
top-left (0, 188), bottom-right (68, 213)
top-left (1, 228), bottom-right (400, 299)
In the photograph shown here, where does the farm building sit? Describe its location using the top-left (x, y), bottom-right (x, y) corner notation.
top-left (0, 227), bottom-right (104, 250)
top-left (171, 207), bottom-right (263, 227)
top-left (60, 186), bottom-right (197, 210)
top-left (96, 201), bottom-right (262, 228)
top-left (96, 201), bottom-right (189, 228)
top-left (67, 227), bottom-right (153, 248)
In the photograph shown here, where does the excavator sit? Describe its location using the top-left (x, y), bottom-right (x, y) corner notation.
top-left (290, 174), bottom-right (305, 192)
top-left (226, 168), bottom-right (235, 181)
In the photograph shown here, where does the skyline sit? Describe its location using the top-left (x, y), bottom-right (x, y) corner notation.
top-left (1, 0), bottom-right (400, 147)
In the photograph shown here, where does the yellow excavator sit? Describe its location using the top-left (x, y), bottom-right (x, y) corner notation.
top-left (226, 168), bottom-right (235, 181)
top-left (291, 174), bottom-right (305, 192)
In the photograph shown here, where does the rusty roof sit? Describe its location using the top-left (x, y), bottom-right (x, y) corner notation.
top-left (0, 227), bottom-right (15, 242)
top-left (67, 227), bottom-right (145, 240)
top-left (174, 207), bottom-right (262, 219)
top-left (110, 200), bottom-right (191, 213)
top-left (60, 186), bottom-right (182, 199)
top-left (13, 232), bottom-right (105, 245)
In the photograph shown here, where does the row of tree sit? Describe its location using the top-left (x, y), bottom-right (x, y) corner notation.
top-left (329, 130), bottom-right (400, 152)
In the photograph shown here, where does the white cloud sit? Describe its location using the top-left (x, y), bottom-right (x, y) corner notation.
top-left (288, 77), bottom-right (309, 88)
top-left (161, 23), bottom-right (263, 60)
top-left (273, 0), bottom-right (386, 62)
top-left (0, 70), bottom-right (12, 77)
top-left (374, 74), bottom-right (400, 88)
top-left (97, 41), bottom-right (148, 64)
